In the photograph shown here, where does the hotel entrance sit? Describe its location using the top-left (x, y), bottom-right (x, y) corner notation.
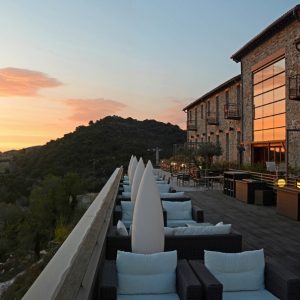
top-left (252, 142), bottom-right (285, 165)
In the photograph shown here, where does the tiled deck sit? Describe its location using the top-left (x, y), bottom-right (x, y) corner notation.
top-left (187, 190), bottom-right (300, 277)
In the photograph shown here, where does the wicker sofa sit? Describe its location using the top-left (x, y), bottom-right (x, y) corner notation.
top-left (105, 226), bottom-right (242, 260)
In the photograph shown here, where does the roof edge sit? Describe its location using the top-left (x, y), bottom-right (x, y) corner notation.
top-left (231, 5), bottom-right (300, 62)
top-left (183, 74), bottom-right (241, 111)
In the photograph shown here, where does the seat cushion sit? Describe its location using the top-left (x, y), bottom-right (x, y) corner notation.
top-left (118, 294), bottom-right (180, 300)
top-left (173, 224), bottom-right (231, 235)
top-left (117, 250), bottom-right (177, 295)
top-left (162, 200), bottom-right (192, 220)
top-left (121, 201), bottom-right (134, 221)
top-left (167, 219), bottom-right (196, 227)
top-left (205, 249), bottom-right (265, 292)
top-left (223, 289), bottom-right (278, 300)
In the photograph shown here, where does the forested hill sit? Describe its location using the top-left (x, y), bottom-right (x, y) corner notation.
top-left (14, 116), bottom-right (186, 181)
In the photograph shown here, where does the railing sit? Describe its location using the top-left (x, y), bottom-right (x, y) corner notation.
top-left (187, 119), bottom-right (197, 131)
top-left (206, 112), bottom-right (219, 125)
top-left (231, 169), bottom-right (298, 190)
top-left (224, 103), bottom-right (240, 120)
top-left (23, 167), bottom-right (123, 300)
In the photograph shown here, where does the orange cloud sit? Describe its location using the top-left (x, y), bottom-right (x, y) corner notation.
top-left (0, 67), bottom-right (62, 97)
top-left (156, 99), bottom-right (190, 129)
top-left (65, 98), bottom-right (127, 122)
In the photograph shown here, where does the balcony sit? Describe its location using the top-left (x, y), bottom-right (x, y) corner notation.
top-left (187, 119), bottom-right (197, 131)
top-left (206, 112), bottom-right (219, 125)
top-left (224, 103), bottom-right (241, 120)
top-left (289, 74), bottom-right (300, 100)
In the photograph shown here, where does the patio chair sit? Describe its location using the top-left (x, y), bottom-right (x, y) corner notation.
top-left (162, 200), bottom-right (204, 227)
top-left (189, 250), bottom-right (300, 300)
top-left (100, 250), bottom-right (202, 300)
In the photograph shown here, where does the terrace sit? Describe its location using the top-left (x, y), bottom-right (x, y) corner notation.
top-left (22, 166), bottom-right (300, 299)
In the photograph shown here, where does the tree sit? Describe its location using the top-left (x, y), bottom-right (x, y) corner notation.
top-left (194, 142), bottom-right (223, 169)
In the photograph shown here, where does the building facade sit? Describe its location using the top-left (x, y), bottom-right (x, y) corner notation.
top-left (183, 75), bottom-right (242, 163)
top-left (184, 5), bottom-right (300, 171)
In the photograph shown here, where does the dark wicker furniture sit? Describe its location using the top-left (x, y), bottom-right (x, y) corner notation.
top-left (113, 204), bottom-right (204, 226)
top-left (189, 259), bottom-right (300, 300)
top-left (105, 227), bottom-right (242, 260)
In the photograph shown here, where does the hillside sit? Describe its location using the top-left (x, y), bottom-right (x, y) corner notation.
top-left (13, 116), bottom-right (185, 184)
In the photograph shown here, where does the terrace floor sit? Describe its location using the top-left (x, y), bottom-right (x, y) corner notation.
top-left (187, 189), bottom-right (300, 277)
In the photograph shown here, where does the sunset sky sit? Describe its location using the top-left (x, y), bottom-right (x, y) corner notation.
top-left (0, 0), bottom-right (298, 151)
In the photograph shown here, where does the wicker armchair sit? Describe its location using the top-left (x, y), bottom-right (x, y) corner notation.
top-left (189, 258), bottom-right (300, 300)
top-left (100, 259), bottom-right (202, 300)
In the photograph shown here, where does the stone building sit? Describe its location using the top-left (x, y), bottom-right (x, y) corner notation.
top-left (184, 4), bottom-right (300, 171)
top-left (231, 4), bottom-right (300, 172)
top-left (183, 75), bottom-right (241, 163)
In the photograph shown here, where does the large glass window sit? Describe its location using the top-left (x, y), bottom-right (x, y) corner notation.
top-left (253, 57), bottom-right (286, 142)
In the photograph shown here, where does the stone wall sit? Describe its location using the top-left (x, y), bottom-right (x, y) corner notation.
top-left (187, 80), bottom-right (241, 163)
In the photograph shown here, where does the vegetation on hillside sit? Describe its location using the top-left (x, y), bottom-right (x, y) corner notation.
top-left (0, 116), bottom-right (185, 299)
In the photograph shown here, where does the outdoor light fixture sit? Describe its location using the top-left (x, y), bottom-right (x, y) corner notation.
top-left (295, 37), bottom-right (300, 52)
top-left (276, 178), bottom-right (287, 188)
top-left (296, 178), bottom-right (300, 189)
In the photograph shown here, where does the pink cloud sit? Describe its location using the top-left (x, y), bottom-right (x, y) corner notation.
top-left (0, 67), bottom-right (62, 97)
top-left (156, 99), bottom-right (190, 129)
top-left (65, 98), bottom-right (127, 122)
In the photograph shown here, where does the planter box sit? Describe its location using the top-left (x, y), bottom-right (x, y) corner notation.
top-left (235, 179), bottom-right (265, 204)
top-left (276, 188), bottom-right (300, 220)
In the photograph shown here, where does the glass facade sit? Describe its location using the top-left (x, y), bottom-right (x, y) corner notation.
top-left (253, 57), bottom-right (286, 142)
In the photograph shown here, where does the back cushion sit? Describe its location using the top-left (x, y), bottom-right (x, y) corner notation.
top-left (123, 185), bottom-right (131, 192)
top-left (204, 249), bottom-right (265, 292)
top-left (160, 192), bottom-right (185, 199)
top-left (121, 201), bottom-right (134, 221)
top-left (162, 200), bottom-right (192, 220)
top-left (157, 184), bottom-right (170, 193)
top-left (117, 250), bottom-right (177, 295)
top-left (173, 224), bottom-right (231, 235)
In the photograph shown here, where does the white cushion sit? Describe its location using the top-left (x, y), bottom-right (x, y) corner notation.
top-left (187, 222), bottom-right (212, 227)
top-left (173, 224), bottom-right (231, 235)
top-left (121, 201), bottom-right (134, 221)
top-left (117, 220), bottom-right (128, 236)
top-left (216, 221), bottom-right (224, 226)
top-left (223, 290), bottom-right (278, 300)
top-left (157, 184), bottom-right (171, 193)
top-left (117, 250), bottom-right (177, 295)
top-left (122, 192), bottom-right (131, 198)
top-left (205, 249), bottom-right (265, 292)
top-left (123, 175), bottom-right (129, 181)
top-left (123, 185), bottom-right (131, 192)
top-left (118, 294), bottom-right (180, 300)
top-left (160, 192), bottom-right (185, 199)
top-left (167, 220), bottom-right (197, 227)
top-left (123, 181), bottom-right (130, 185)
top-left (162, 200), bottom-right (192, 220)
